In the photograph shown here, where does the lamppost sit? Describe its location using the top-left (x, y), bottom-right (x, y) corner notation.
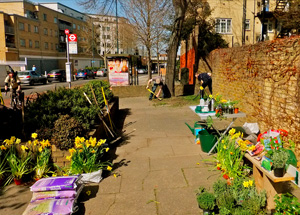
top-left (116, 0), bottom-right (119, 54)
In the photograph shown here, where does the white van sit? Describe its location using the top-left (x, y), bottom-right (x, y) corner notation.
top-left (0, 65), bottom-right (14, 89)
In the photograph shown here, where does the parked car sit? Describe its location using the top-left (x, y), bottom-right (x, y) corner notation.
top-left (96, 68), bottom-right (107, 77)
top-left (47, 69), bottom-right (66, 82)
top-left (75, 69), bottom-right (95, 80)
top-left (18, 70), bottom-right (47, 85)
top-left (137, 68), bottom-right (147, 74)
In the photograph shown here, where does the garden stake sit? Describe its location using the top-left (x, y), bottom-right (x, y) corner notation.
top-left (101, 87), bottom-right (114, 130)
top-left (83, 92), bottom-right (115, 138)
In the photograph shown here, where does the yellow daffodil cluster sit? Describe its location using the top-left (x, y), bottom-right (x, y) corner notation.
top-left (3, 136), bottom-right (20, 146)
top-left (243, 180), bottom-right (254, 188)
top-left (237, 139), bottom-right (253, 151)
top-left (66, 136), bottom-right (108, 161)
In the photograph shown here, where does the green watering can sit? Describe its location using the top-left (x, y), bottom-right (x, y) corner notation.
top-left (185, 122), bottom-right (207, 136)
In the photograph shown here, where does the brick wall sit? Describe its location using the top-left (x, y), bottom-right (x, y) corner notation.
top-left (203, 36), bottom-right (300, 152)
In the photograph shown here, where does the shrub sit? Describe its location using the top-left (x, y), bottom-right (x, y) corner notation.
top-left (52, 115), bottom-right (85, 150)
top-left (196, 187), bottom-right (216, 211)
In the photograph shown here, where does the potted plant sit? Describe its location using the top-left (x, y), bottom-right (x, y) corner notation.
top-left (196, 187), bottom-right (216, 214)
top-left (6, 153), bottom-right (32, 185)
top-left (271, 149), bottom-right (289, 177)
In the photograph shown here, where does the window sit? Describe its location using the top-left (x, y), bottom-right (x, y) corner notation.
top-left (73, 23), bottom-right (76, 29)
top-left (107, 43), bottom-right (111, 48)
top-left (54, 17), bottom-right (57, 23)
top-left (50, 29), bottom-right (52, 36)
top-left (102, 35), bottom-right (106, 39)
top-left (107, 35), bottom-right (110, 39)
top-left (44, 28), bottom-right (48, 35)
top-left (215, 18), bottom-right (232, 34)
top-left (20, 39), bottom-right (25, 47)
top-left (107, 27), bottom-right (110, 31)
top-left (102, 27), bottom-right (106, 31)
top-left (29, 39), bottom-right (32, 48)
top-left (55, 44), bottom-right (59, 50)
top-left (245, 19), bottom-right (250, 30)
top-left (55, 30), bottom-right (58, 37)
top-left (43, 13), bottom-right (47, 21)
top-left (34, 26), bottom-right (39, 33)
top-left (51, 43), bottom-right (53, 50)
top-left (78, 36), bottom-right (81, 41)
top-left (28, 24), bottom-right (31, 32)
top-left (44, 42), bottom-right (48, 49)
top-left (19, 22), bottom-right (25, 30)
top-left (77, 25), bottom-right (80, 30)
top-left (35, 41), bottom-right (39, 48)
top-left (268, 22), bottom-right (273, 32)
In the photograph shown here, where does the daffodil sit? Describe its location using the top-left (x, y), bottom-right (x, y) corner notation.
top-left (91, 149), bottom-right (96, 153)
top-left (85, 142), bottom-right (91, 148)
top-left (80, 137), bottom-right (85, 142)
top-left (16, 138), bottom-right (21, 144)
top-left (79, 149), bottom-right (83, 153)
top-left (223, 145), bottom-right (226, 149)
top-left (221, 99), bottom-right (227, 103)
top-left (0, 145), bottom-right (7, 150)
top-left (21, 145), bottom-right (28, 151)
top-left (113, 174), bottom-right (117, 178)
top-left (38, 146), bottom-right (43, 152)
top-left (200, 86), bottom-right (204, 90)
top-left (33, 139), bottom-right (39, 146)
top-left (209, 95), bottom-right (213, 98)
top-left (31, 133), bottom-right (38, 139)
top-left (243, 181), bottom-right (249, 188)
top-left (75, 136), bottom-right (81, 145)
top-left (27, 140), bottom-right (32, 146)
top-left (69, 148), bottom-right (76, 154)
top-left (107, 166), bottom-right (112, 171)
top-left (105, 147), bottom-right (109, 152)
top-left (221, 139), bottom-right (225, 143)
top-left (66, 155), bottom-right (72, 161)
top-left (248, 180), bottom-right (253, 187)
top-left (10, 136), bottom-right (16, 142)
top-left (229, 128), bottom-right (236, 136)
top-left (52, 173), bottom-right (57, 177)
top-left (89, 137), bottom-right (97, 147)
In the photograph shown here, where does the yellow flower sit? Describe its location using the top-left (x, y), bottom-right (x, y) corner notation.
top-left (85, 141), bottom-right (91, 148)
top-left (231, 132), bottom-right (241, 140)
top-left (221, 139), bottom-right (225, 143)
top-left (249, 145), bottom-right (256, 151)
top-left (196, 163), bottom-right (200, 165)
top-left (229, 128), bottom-right (236, 136)
top-left (89, 137), bottom-right (97, 147)
top-left (230, 152), bottom-right (233, 155)
top-left (76, 144), bottom-right (83, 149)
top-left (107, 166), bottom-right (112, 171)
top-left (79, 149), bottom-right (83, 153)
top-left (15, 138), bottom-right (21, 144)
top-left (4, 139), bottom-right (13, 146)
top-left (209, 95), bottom-right (213, 98)
top-left (38, 146), bottom-right (43, 152)
top-left (221, 99), bottom-right (227, 103)
top-left (27, 140), bottom-right (32, 146)
top-left (31, 133), bottom-right (38, 139)
top-left (80, 137), bottom-right (85, 142)
top-left (113, 174), bottom-right (117, 178)
top-left (69, 148), bottom-right (76, 154)
top-left (243, 181), bottom-right (249, 188)
top-left (21, 145), bottom-right (28, 151)
top-left (248, 180), bottom-right (253, 187)
top-left (97, 139), bottom-right (106, 147)
top-left (86, 190), bottom-right (91, 196)
top-left (200, 86), bottom-right (204, 90)
top-left (33, 139), bottom-right (39, 146)
top-left (52, 173), bottom-right (57, 177)
top-left (63, 174), bottom-right (68, 176)
top-left (217, 163), bottom-right (221, 167)
top-left (0, 145), bottom-right (7, 150)
top-left (91, 149), bottom-right (96, 153)
top-left (66, 155), bottom-right (72, 161)
top-left (10, 136), bottom-right (16, 142)
top-left (223, 145), bottom-right (226, 149)
top-left (75, 137), bottom-right (81, 144)
top-left (105, 147), bottom-right (109, 152)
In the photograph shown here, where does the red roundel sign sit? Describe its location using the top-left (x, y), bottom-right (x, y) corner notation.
top-left (68, 34), bottom-right (77, 42)
top-left (65, 29), bottom-right (69, 35)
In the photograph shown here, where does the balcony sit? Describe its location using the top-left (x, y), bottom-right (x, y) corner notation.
top-left (6, 42), bottom-right (16, 48)
top-left (59, 23), bottom-right (72, 31)
top-left (5, 26), bottom-right (14, 35)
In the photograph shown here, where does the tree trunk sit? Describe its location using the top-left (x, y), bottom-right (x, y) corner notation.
top-left (147, 47), bottom-right (152, 80)
top-left (165, 0), bottom-right (188, 96)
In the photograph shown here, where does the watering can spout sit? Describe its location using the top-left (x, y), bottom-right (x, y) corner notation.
top-left (185, 122), bottom-right (195, 134)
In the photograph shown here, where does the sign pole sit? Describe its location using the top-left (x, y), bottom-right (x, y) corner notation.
top-left (65, 29), bottom-right (72, 89)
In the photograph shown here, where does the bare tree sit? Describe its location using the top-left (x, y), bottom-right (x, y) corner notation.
top-left (120, 0), bottom-right (171, 79)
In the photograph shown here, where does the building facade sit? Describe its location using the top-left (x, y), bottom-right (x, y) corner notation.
top-left (0, 0), bottom-right (102, 73)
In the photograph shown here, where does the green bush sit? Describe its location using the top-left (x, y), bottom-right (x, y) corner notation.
top-left (52, 115), bottom-right (85, 150)
top-left (196, 187), bottom-right (216, 211)
top-left (24, 80), bottom-right (113, 134)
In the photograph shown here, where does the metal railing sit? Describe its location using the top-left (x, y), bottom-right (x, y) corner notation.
top-left (5, 26), bottom-right (14, 34)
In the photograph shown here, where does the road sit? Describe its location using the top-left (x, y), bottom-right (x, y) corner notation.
top-left (0, 74), bottom-right (150, 106)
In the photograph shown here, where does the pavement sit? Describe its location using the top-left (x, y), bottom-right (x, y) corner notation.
top-left (0, 96), bottom-right (225, 215)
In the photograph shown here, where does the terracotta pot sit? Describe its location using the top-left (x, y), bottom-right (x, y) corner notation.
top-left (14, 178), bottom-right (22, 185)
top-left (234, 108), bottom-right (239, 114)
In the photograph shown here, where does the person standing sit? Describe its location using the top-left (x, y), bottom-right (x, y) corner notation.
top-left (146, 76), bottom-right (163, 100)
top-left (195, 72), bottom-right (212, 97)
top-left (32, 65), bottom-right (36, 71)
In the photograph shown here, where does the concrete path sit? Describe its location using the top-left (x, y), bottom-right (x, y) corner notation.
top-left (0, 96), bottom-right (221, 215)
top-left (82, 97), bottom-right (221, 215)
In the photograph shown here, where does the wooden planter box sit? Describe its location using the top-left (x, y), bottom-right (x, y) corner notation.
top-left (51, 96), bottom-right (119, 167)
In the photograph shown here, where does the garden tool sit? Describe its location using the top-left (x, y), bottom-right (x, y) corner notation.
top-left (147, 88), bottom-right (162, 101)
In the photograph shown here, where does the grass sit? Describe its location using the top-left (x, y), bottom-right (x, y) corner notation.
top-left (152, 95), bottom-right (200, 107)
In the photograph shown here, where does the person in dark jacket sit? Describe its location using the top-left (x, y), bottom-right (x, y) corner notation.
top-left (195, 73), bottom-right (212, 97)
